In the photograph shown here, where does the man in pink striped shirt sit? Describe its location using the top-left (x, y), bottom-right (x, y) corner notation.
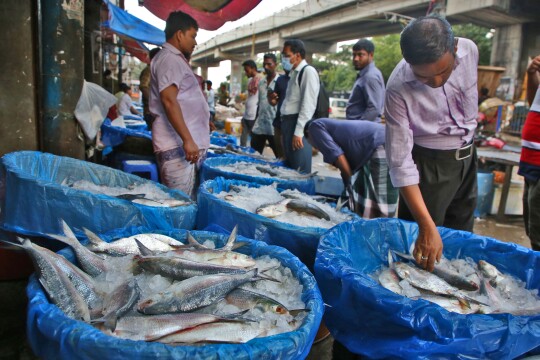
top-left (385, 15), bottom-right (479, 271)
top-left (150, 11), bottom-right (210, 199)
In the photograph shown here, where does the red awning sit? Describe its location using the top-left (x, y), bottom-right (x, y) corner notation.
top-left (141, 0), bottom-right (262, 30)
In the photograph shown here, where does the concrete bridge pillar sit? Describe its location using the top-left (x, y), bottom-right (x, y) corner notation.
top-left (230, 60), bottom-right (243, 102)
top-left (489, 23), bottom-right (540, 101)
top-left (200, 66), bottom-right (208, 81)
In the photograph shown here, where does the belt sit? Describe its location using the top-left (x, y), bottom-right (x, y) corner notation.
top-left (412, 142), bottom-right (474, 161)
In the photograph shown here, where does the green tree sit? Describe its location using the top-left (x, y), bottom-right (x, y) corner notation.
top-left (453, 23), bottom-right (493, 65)
top-left (313, 45), bottom-right (356, 93)
top-left (372, 34), bottom-right (402, 83)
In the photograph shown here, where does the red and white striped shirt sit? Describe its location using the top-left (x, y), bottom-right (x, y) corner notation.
top-left (519, 85), bottom-right (540, 181)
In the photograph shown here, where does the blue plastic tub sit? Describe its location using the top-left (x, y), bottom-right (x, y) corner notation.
top-left (197, 177), bottom-right (358, 270)
top-left (100, 118), bottom-right (151, 148)
top-left (0, 151), bottom-right (196, 237)
top-left (201, 157), bottom-right (316, 194)
top-left (26, 229), bottom-right (323, 360)
top-left (315, 218), bottom-right (540, 359)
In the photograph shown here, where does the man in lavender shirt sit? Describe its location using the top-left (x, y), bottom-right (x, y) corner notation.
top-left (385, 15), bottom-right (479, 271)
top-left (149, 11), bottom-right (210, 199)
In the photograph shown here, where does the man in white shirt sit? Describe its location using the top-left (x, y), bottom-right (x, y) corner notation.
top-left (279, 39), bottom-right (319, 173)
top-left (205, 80), bottom-right (216, 123)
top-left (240, 60), bottom-right (262, 147)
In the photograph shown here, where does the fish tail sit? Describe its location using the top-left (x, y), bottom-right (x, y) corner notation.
top-left (60, 219), bottom-right (78, 240)
top-left (222, 225), bottom-right (238, 250)
top-left (83, 228), bottom-right (107, 248)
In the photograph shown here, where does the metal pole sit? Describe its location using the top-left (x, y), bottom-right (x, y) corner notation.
top-left (40, 0), bottom-right (85, 158)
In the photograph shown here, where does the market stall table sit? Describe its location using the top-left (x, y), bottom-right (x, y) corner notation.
top-left (477, 147), bottom-right (521, 222)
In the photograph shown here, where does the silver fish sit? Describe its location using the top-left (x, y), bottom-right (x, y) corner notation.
top-left (94, 279), bottom-right (140, 330)
top-left (478, 260), bottom-right (506, 288)
top-left (110, 313), bottom-right (238, 341)
top-left (84, 228), bottom-right (183, 256)
top-left (131, 198), bottom-right (190, 207)
top-left (184, 226), bottom-right (239, 252)
top-left (39, 246), bottom-right (103, 317)
top-left (392, 251), bottom-right (479, 291)
top-left (171, 248), bottom-right (256, 268)
top-left (138, 269), bottom-right (261, 314)
top-left (14, 238), bottom-right (90, 321)
top-left (47, 220), bottom-right (108, 277)
top-left (255, 165), bottom-right (317, 180)
top-left (286, 199), bottom-right (331, 221)
top-left (158, 321), bottom-right (262, 344)
top-left (256, 199), bottom-right (290, 218)
top-left (135, 254), bottom-right (250, 280)
top-left (378, 268), bottom-right (403, 295)
top-left (393, 262), bottom-right (484, 307)
top-left (224, 288), bottom-right (289, 314)
top-left (417, 294), bottom-right (480, 315)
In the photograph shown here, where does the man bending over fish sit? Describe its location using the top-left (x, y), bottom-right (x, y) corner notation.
top-left (305, 119), bottom-right (397, 218)
top-left (385, 15), bottom-right (479, 271)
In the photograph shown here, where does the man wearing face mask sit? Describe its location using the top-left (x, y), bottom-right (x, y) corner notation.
top-left (251, 53), bottom-right (279, 156)
top-left (150, 11), bottom-right (209, 199)
top-left (385, 15), bottom-right (479, 272)
top-left (280, 39), bottom-right (320, 173)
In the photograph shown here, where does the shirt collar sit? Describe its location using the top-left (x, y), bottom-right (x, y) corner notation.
top-left (162, 42), bottom-right (188, 63)
top-left (358, 61), bottom-right (374, 78)
top-left (403, 37), bottom-right (466, 84)
top-left (293, 59), bottom-right (308, 73)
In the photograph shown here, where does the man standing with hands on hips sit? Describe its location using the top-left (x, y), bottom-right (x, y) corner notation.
top-left (385, 15), bottom-right (479, 271)
top-left (150, 11), bottom-right (209, 199)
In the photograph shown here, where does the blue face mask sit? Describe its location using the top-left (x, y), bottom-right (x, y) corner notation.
top-left (281, 57), bottom-right (293, 72)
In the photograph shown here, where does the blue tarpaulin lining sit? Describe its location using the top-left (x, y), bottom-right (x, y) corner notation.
top-left (197, 177), bottom-right (358, 270)
top-left (26, 229), bottom-right (323, 360)
top-left (201, 157), bottom-right (316, 194)
top-left (105, 1), bottom-right (165, 46)
top-left (210, 132), bottom-right (238, 146)
top-left (100, 118), bottom-right (152, 147)
top-left (0, 151), bottom-right (196, 238)
top-left (314, 218), bottom-right (540, 359)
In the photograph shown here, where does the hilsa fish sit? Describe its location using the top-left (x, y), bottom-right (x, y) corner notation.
top-left (393, 262), bottom-right (486, 307)
top-left (391, 250), bottom-right (479, 291)
top-left (138, 269), bottom-right (264, 314)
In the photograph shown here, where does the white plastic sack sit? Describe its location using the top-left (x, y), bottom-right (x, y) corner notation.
top-left (74, 81), bottom-right (117, 141)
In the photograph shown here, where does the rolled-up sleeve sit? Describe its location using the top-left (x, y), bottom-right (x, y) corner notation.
top-left (295, 66), bottom-right (320, 137)
top-left (384, 88), bottom-right (419, 188)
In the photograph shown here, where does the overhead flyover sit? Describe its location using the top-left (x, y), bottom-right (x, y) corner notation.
top-left (191, 0), bottom-right (540, 68)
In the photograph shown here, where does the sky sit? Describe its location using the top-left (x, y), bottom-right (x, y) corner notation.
top-left (123, 0), bottom-right (306, 84)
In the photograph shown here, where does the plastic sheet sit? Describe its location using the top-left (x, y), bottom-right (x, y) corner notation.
top-left (74, 81), bottom-right (118, 141)
top-left (314, 218), bottom-right (540, 359)
top-left (210, 132), bottom-right (238, 146)
top-left (201, 157), bottom-right (316, 194)
top-left (0, 151), bottom-right (196, 238)
top-left (26, 229), bottom-right (323, 360)
top-left (100, 118), bottom-right (151, 148)
top-left (197, 177), bottom-right (358, 270)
